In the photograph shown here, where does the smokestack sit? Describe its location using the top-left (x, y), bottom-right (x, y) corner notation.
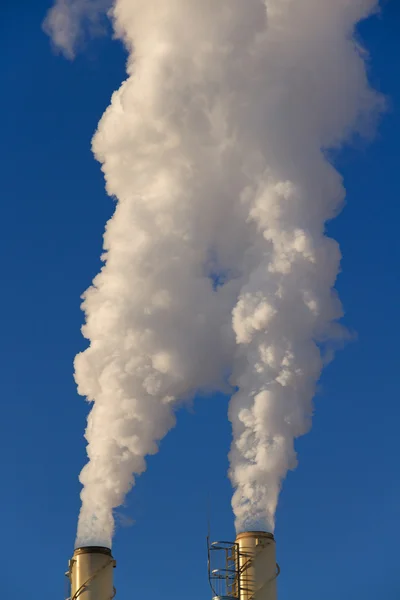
top-left (235, 532), bottom-right (278, 600)
top-left (67, 546), bottom-right (116, 600)
top-left (208, 530), bottom-right (279, 600)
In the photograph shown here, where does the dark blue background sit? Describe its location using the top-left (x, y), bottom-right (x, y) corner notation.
top-left (1, 2), bottom-right (399, 598)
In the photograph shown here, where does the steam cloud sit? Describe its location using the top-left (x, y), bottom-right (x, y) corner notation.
top-left (45, 0), bottom-right (382, 547)
top-left (43, 0), bottom-right (111, 59)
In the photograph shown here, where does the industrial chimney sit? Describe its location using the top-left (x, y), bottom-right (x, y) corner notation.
top-left (66, 546), bottom-right (116, 600)
top-left (208, 531), bottom-right (279, 600)
top-left (234, 532), bottom-right (278, 600)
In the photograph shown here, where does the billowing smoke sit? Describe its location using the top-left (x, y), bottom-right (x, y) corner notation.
top-left (45, 0), bottom-right (382, 547)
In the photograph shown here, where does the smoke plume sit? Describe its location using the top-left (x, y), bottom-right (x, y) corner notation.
top-left (44, 0), bottom-right (382, 546)
top-left (43, 0), bottom-right (111, 59)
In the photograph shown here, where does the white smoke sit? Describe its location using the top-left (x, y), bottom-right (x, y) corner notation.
top-left (44, 0), bottom-right (382, 546)
top-left (43, 0), bottom-right (111, 59)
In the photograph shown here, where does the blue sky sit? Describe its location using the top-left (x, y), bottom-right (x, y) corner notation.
top-left (1, 2), bottom-right (399, 599)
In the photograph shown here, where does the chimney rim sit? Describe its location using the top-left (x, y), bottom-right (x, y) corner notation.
top-left (235, 531), bottom-right (274, 541)
top-left (73, 546), bottom-right (113, 557)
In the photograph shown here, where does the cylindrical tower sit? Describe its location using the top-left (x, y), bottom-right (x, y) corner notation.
top-left (235, 532), bottom-right (278, 600)
top-left (67, 546), bottom-right (116, 600)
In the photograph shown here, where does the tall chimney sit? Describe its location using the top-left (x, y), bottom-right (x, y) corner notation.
top-left (67, 546), bottom-right (116, 600)
top-left (235, 532), bottom-right (278, 600)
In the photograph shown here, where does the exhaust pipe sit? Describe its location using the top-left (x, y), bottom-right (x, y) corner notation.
top-left (66, 546), bottom-right (116, 600)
